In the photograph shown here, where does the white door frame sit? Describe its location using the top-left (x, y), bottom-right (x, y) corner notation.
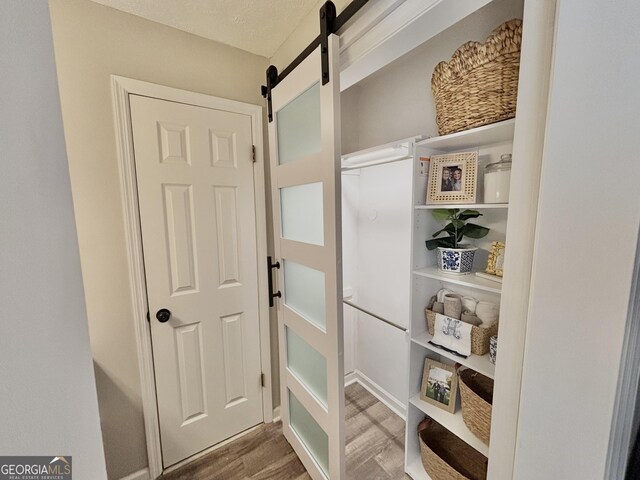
top-left (111, 75), bottom-right (272, 479)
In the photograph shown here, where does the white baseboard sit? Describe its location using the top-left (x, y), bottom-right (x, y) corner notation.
top-left (344, 371), bottom-right (358, 386)
top-left (119, 468), bottom-right (149, 480)
top-left (345, 370), bottom-right (407, 420)
top-left (272, 405), bottom-right (281, 422)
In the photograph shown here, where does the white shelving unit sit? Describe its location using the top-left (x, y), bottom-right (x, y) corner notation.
top-left (409, 394), bottom-right (490, 456)
top-left (336, 0), bottom-right (558, 475)
top-left (405, 117), bottom-right (513, 477)
top-left (416, 119), bottom-right (515, 151)
top-left (412, 331), bottom-right (495, 379)
top-left (414, 266), bottom-right (502, 295)
top-left (415, 203), bottom-right (508, 210)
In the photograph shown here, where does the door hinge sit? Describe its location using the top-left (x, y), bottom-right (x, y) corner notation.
top-left (146, 311), bottom-right (150, 322)
top-left (252, 145), bottom-right (256, 163)
top-left (261, 373), bottom-right (265, 387)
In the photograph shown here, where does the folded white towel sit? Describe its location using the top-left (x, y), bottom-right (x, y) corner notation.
top-left (476, 301), bottom-right (500, 325)
top-left (432, 313), bottom-right (473, 357)
top-left (462, 296), bottom-right (478, 314)
top-left (436, 288), bottom-right (453, 303)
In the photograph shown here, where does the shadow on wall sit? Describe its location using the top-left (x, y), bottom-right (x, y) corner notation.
top-left (94, 362), bottom-right (148, 479)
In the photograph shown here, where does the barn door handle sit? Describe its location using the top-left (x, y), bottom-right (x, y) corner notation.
top-left (156, 308), bottom-right (171, 323)
top-left (267, 256), bottom-right (281, 307)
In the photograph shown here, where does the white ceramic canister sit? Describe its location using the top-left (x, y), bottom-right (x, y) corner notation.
top-left (484, 154), bottom-right (512, 203)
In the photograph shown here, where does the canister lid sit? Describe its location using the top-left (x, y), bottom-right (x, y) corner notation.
top-left (485, 154), bottom-right (512, 173)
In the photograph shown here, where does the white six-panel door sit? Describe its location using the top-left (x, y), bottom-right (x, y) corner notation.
top-left (129, 95), bottom-right (264, 467)
top-left (268, 35), bottom-right (345, 479)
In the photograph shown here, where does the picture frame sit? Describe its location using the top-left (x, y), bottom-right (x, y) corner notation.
top-left (486, 241), bottom-right (505, 277)
top-left (426, 151), bottom-right (478, 204)
top-left (420, 358), bottom-right (458, 413)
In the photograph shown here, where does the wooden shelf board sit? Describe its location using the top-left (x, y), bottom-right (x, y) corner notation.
top-left (412, 331), bottom-right (495, 379)
top-left (413, 266), bottom-right (502, 294)
top-left (406, 459), bottom-right (432, 480)
top-left (415, 203), bottom-right (508, 210)
top-left (409, 395), bottom-right (490, 456)
top-left (416, 119), bottom-right (515, 151)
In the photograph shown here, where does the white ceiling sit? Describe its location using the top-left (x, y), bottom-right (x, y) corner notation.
top-left (90, 0), bottom-right (320, 58)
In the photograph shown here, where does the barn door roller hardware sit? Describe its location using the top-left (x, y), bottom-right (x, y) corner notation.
top-left (319, 1), bottom-right (337, 85)
top-left (261, 0), bottom-right (369, 122)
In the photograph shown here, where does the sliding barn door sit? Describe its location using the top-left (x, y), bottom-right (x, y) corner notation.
top-left (268, 35), bottom-right (344, 479)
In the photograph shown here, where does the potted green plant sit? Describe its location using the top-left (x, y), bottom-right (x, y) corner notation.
top-left (425, 209), bottom-right (490, 274)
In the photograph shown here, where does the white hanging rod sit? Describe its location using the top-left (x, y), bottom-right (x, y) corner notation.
top-left (340, 137), bottom-right (422, 171)
top-left (343, 298), bottom-right (407, 332)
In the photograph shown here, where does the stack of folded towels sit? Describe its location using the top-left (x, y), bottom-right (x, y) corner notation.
top-left (427, 288), bottom-right (499, 327)
top-left (427, 289), bottom-right (499, 357)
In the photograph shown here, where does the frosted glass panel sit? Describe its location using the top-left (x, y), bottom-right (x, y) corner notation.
top-left (284, 260), bottom-right (326, 331)
top-left (289, 390), bottom-right (329, 477)
top-left (276, 83), bottom-right (321, 165)
top-left (286, 327), bottom-right (327, 406)
top-left (280, 182), bottom-right (324, 246)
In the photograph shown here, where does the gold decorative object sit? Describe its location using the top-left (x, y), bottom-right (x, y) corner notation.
top-left (485, 241), bottom-right (505, 277)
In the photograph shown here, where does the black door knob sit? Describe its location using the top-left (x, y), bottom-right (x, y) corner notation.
top-left (156, 308), bottom-right (171, 323)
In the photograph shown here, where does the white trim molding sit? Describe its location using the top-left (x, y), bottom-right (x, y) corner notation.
top-left (488, 1), bottom-right (558, 478)
top-left (344, 371), bottom-right (358, 387)
top-left (110, 76), bottom-right (272, 478)
top-left (338, 0), bottom-right (494, 90)
top-left (272, 406), bottom-right (281, 423)
top-left (346, 370), bottom-right (406, 420)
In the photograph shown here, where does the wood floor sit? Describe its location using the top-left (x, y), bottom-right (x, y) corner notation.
top-left (162, 382), bottom-right (410, 479)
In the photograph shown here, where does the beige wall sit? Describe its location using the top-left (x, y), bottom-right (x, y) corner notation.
top-left (48, 1), bottom-right (268, 478)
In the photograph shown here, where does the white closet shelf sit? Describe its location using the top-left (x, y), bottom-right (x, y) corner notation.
top-left (413, 266), bottom-right (502, 294)
top-left (409, 395), bottom-right (490, 457)
top-left (415, 203), bottom-right (508, 210)
top-left (416, 119), bottom-right (515, 151)
top-left (406, 459), bottom-right (432, 480)
top-left (412, 331), bottom-right (495, 379)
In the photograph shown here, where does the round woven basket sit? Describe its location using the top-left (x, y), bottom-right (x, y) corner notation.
top-left (431, 19), bottom-right (522, 136)
top-left (458, 368), bottom-right (494, 445)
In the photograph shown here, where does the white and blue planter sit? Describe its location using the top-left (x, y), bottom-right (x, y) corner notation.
top-left (489, 335), bottom-right (498, 364)
top-left (436, 246), bottom-right (477, 274)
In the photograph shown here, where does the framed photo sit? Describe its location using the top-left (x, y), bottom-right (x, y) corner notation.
top-left (486, 241), bottom-right (505, 277)
top-left (420, 359), bottom-right (458, 413)
top-left (426, 151), bottom-right (478, 204)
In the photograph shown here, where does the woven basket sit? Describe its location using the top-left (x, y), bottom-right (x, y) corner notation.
top-left (431, 19), bottom-right (522, 136)
top-left (459, 368), bottom-right (494, 445)
top-left (418, 417), bottom-right (488, 480)
top-left (425, 309), bottom-right (498, 355)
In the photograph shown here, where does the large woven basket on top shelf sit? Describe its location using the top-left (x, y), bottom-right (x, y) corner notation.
top-left (431, 19), bottom-right (522, 136)
top-left (459, 368), bottom-right (494, 445)
top-left (418, 417), bottom-right (488, 480)
top-left (425, 309), bottom-right (498, 356)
